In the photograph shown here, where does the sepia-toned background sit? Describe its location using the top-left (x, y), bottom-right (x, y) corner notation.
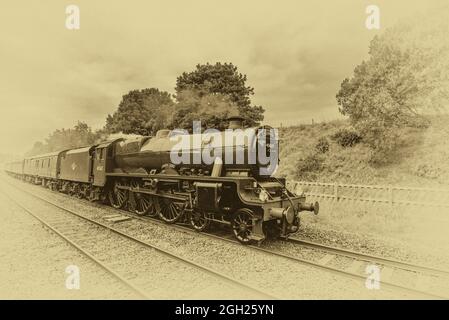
top-left (0, 0), bottom-right (447, 154)
top-left (1, 0), bottom-right (449, 300)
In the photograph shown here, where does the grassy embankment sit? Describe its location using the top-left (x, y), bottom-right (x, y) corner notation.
top-left (277, 116), bottom-right (449, 250)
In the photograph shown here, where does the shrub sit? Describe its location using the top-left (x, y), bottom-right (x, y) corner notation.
top-left (415, 164), bottom-right (439, 179)
top-left (366, 126), bottom-right (412, 165)
top-left (331, 129), bottom-right (362, 147)
top-left (315, 137), bottom-right (330, 154)
top-left (296, 153), bottom-right (324, 180)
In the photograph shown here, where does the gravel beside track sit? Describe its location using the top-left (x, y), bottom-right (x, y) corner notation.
top-left (1, 174), bottom-right (423, 299)
top-left (0, 180), bottom-right (272, 299)
top-left (296, 221), bottom-right (449, 270)
top-left (0, 191), bottom-right (137, 299)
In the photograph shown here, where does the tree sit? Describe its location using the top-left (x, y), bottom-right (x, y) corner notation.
top-left (336, 16), bottom-right (449, 163)
top-left (26, 141), bottom-right (48, 157)
top-left (26, 121), bottom-right (100, 156)
top-left (106, 88), bottom-right (175, 136)
top-left (175, 62), bottom-right (264, 127)
top-left (171, 90), bottom-right (240, 132)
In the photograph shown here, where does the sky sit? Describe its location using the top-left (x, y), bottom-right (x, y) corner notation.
top-left (0, 0), bottom-right (447, 154)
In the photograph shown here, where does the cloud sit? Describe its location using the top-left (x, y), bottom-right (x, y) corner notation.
top-left (0, 0), bottom-right (446, 153)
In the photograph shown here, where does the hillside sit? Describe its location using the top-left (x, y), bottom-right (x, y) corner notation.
top-left (277, 115), bottom-right (449, 187)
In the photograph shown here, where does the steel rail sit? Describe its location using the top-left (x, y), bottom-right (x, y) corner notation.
top-left (1, 191), bottom-right (151, 299)
top-left (4, 175), bottom-right (447, 299)
top-left (3, 178), bottom-right (278, 300)
top-left (287, 237), bottom-right (449, 278)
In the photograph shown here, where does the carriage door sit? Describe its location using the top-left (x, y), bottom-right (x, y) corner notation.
top-left (93, 147), bottom-right (107, 186)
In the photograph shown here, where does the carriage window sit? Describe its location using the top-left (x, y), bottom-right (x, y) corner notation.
top-left (107, 147), bottom-right (113, 157)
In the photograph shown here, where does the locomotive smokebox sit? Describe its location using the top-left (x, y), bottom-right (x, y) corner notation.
top-left (269, 206), bottom-right (295, 224)
top-left (228, 116), bottom-right (245, 129)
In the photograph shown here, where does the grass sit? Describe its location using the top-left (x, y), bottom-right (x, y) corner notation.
top-left (278, 115), bottom-right (449, 247)
top-left (277, 115), bottom-right (449, 187)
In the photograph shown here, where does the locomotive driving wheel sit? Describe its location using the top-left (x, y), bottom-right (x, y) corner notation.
top-left (135, 194), bottom-right (157, 216)
top-left (190, 209), bottom-right (209, 232)
top-left (156, 197), bottom-right (184, 223)
top-left (231, 208), bottom-right (255, 244)
top-left (108, 180), bottom-right (128, 209)
top-left (127, 180), bottom-right (140, 212)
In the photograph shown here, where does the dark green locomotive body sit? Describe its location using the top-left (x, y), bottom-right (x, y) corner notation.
top-left (4, 123), bottom-right (318, 244)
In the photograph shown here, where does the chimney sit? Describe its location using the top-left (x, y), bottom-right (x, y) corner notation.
top-left (228, 116), bottom-right (245, 129)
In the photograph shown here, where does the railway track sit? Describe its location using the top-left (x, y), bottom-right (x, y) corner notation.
top-left (287, 237), bottom-right (449, 279)
top-left (1, 191), bottom-right (150, 299)
top-left (263, 239), bottom-right (449, 299)
top-left (1, 180), bottom-right (278, 300)
top-left (5, 175), bottom-right (449, 299)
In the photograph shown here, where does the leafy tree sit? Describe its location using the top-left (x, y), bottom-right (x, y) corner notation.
top-left (175, 62), bottom-right (264, 127)
top-left (336, 16), bottom-right (449, 163)
top-left (106, 88), bottom-right (175, 136)
top-left (26, 121), bottom-right (100, 156)
top-left (171, 90), bottom-right (240, 132)
top-left (26, 141), bottom-right (48, 157)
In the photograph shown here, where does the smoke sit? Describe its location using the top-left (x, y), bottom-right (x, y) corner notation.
top-left (101, 132), bottom-right (144, 142)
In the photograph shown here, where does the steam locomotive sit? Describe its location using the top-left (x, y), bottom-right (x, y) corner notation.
top-left (4, 117), bottom-right (318, 244)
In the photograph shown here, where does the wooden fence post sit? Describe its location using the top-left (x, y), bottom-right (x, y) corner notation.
top-left (334, 183), bottom-right (339, 202)
top-left (389, 185), bottom-right (394, 214)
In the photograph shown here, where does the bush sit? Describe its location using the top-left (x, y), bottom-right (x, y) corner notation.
top-left (415, 164), bottom-right (439, 179)
top-left (331, 129), bottom-right (362, 147)
top-left (296, 153), bottom-right (324, 180)
top-left (315, 137), bottom-right (330, 154)
top-left (366, 127), bottom-right (408, 165)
